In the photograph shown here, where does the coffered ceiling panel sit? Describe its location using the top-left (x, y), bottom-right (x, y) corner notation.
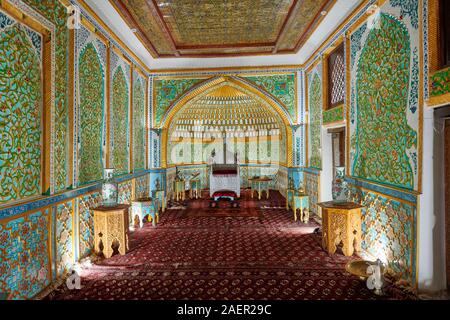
top-left (111, 0), bottom-right (334, 58)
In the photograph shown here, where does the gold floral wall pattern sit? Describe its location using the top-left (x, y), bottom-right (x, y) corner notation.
top-left (78, 44), bottom-right (105, 185)
top-left (133, 76), bottom-right (146, 171)
top-left (346, 0), bottom-right (422, 289)
top-left (0, 16), bottom-right (42, 204)
top-left (23, 0), bottom-right (69, 193)
top-left (112, 0), bottom-right (332, 57)
top-left (350, 13), bottom-right (418, 190)
top-left (308, 72), bottom-right (322, 169)
top-left (112, 66), bottom-right (130, 175)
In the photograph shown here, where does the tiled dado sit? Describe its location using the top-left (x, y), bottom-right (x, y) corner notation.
top-left (77, 192), bottom-right (102, 259)
top-left (0, 171), bottom-right (151, 220)
top-left (346, 178), bottom-right (418, 289)
top-left (303, 167), bottom-right (320, 216)
top-left (0, 209), bottom-right (51, 300)
top-left (134, 174), bottom-right (150, 199)
top-left (0, 172), bottom-right (150, 299)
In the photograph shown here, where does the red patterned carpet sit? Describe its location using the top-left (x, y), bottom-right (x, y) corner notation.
top-left (45, 190), bottom-right (415, 300)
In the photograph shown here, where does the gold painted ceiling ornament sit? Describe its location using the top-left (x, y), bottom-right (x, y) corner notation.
top-left (111, 0), bottom-right (334, 57)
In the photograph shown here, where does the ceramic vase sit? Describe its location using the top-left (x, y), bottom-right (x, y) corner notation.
top-left (332, 167), bottom-right (348, 202)
top-left (102, 168), bottom-right (118, 207)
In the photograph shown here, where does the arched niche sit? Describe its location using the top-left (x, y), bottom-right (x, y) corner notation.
top-left (159, 76), bottom-right (293, 168)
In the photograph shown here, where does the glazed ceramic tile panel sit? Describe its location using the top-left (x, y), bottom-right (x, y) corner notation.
top-left (323, 105), bottom-right (344, 124)
top-left (0, 0), bottom-right (156, 301)
top-left (118, 179), bottom-right (134, 228)
top-left (55, 201), bottom-right (73, 277)
top-left (0, 209), bottom-right (50, 299)
top-left (276, 166), bottom-right (288, 195)
top-left (349, 1), bottom-right (420, 191)
top-left (430, 67), bottom-right (450, 97)
top-left (133, 72), bottom-right (146, 171)
top-left (151, 130), bottom-right (161, 168)
top-left (165, 167), bottom-right (176, 196)
top-left (279, 127), bottom-right (287, 164)
top-left (242, 73), bottom-right (296, 121)
top-left (153, 72), bottom-right (298, 129)
top-left (118, 180), bottom-right (133, 205)
top-left (154, 77), bottom-right (204, 127)
top-left (75, 24), bottom-right (107, 186)
top-left (289, 168), bottom-right (304, 190)
top-left (307, 66), bottom-right (323, 170)
top-left (0, 9), bottom-right (43, 204)
top-left (348, 185), bottom-right (417, 286)
top-left (21, 0), bottom-right (69, 193)
top-left (150, 170), bottom-right (166, 193)
top-left (78, 192), bottom-right (101, 258)
top-left (134, 174), bottom-right (149, 199)
top-left (293, 125), bottom-right (305, 167)
top-left (304, 169), bottom-right (319, 215)
top-left (110, 49), bottom-right (131, 176)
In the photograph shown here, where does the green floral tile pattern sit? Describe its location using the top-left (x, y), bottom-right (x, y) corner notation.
top-left (24, 0), bottom-right (69, 192)
top-left (351, 13), bottom-right (416, 190)
top-left (0, 22), bottom-right (42, 203)
top-left (133, 77), bottom-right (146, 171)
top-left (430, 67), bottom-right (450, 97)
top-left (154, 78), bottom-right (204, 127)
top-left (78, 44), bottom-right (104, 185)
top-left (243, 74), bottom-right (296, 120)
top-left (323, 105), bottom-right (344, 124)
top-left (112, 67), bottom-right (130, 175)
top-left (309, 74), bottom-right (322, 169)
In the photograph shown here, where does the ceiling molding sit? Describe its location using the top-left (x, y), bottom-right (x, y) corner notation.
top-left (85, 0), bottom-right (363, 70)
top-left (109, 0), bottom-right (335, 58)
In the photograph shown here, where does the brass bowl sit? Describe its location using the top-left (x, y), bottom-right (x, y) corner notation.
top-left (345, 260), bottom-right (386, 280)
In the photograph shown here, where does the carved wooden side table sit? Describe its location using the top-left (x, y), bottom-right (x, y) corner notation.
top-left (189, 179), bottom-right (201, 199)
top-left (93, 204), bottom-right (130, 259)
top-left (318, 201), bottom-right (363, 257)
top-left (131, 197), bottom-right (157, 228)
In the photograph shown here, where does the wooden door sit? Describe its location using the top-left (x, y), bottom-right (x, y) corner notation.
top-left (445, 119), bottom-right (450, 290)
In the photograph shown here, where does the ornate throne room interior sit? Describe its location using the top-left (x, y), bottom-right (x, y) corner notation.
top-left (0, 0), bottom-right (449, 301)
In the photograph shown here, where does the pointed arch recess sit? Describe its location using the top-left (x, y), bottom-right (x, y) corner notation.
top-left (159, 76), bottom-right (293, 167)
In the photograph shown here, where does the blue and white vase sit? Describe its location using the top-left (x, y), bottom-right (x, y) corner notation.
top-left (332, 167), bottom-right (348, 203)
top-left (102, 168), bottom-right (118, 207)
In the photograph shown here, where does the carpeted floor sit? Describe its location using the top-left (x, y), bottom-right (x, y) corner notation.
top-left (44, 190), bottom-right (416, 300)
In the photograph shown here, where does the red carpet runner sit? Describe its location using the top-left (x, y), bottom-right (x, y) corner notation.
top-left (45, 190), bottom-right (415, 300)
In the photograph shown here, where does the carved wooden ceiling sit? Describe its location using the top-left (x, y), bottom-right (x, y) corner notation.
top-left (110, 0), bottom-right (334, 58)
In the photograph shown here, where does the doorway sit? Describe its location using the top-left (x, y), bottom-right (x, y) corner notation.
top-left (320, 126), bottom-right (345, 202)
top-left (445, 119), bottom-right (450, 290)
top-left (434, 106), bottom-right (450, 292)
top-left (331, 127), bottom-right (345, 174)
